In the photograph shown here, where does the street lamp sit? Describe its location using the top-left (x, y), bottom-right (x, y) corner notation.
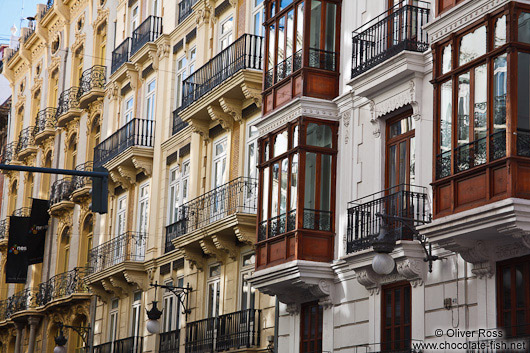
top-left (53, 322), bottom-right (91, 353)
top-left (146, 281), bottom-right (192, 334)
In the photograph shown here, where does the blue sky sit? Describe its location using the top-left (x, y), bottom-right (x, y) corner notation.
top-left (0, 0), bottom-right (42, 44)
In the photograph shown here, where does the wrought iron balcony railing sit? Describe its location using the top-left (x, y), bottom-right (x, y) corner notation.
top-left (182, 34), bottom-right (263, 109)
top-left (111, 38), bottom-right (131, 74)
top-left (518, 129), bottom-right (530, 158)
top-left (160, 329), bottom-right (180, 353)
top-left (1, 141), bottom-right (18, 164)
top-left (22, 28), bottom-right (35, 43)
top-left (351, 2), bottom-right (430, 78)
top-left (40, 0), bottom-right (54, 18)
top-left (165, 177), bottom-right (257, 247)
top-left (172, 108), bottom-right (188, 135)
top-left (16, 126), bottom-right (37, 154)
top-left (50, 177), bottom-right (76, 206)
top-left (466, 325), bottom-right (530, 353)
top-left (35, 107), bottom-right (58, 134)
top-left (79, 65), bottom-right (106, 96)
top-left (131, 16), bottom-right (162, 56)
top-left (185, 309), bottom-right (261, 353)
top-left (12, 207), bottom-right (31, 217)
top-left (56, 87), bottom-right (81, 117)
top-left (0, 219), bottom-right (7, 240)
top-left (73, 161), bottom-right (93, 190)
top-left (94, 118), bottom-right (155, 167)
top-left (88, 231), bottom-right (147, 273)
top-left (346, 184), bottom-right (431, 253)
top-left (266, 49), bottom-right (302, 88)
top-left (93, 336), bottom-right (143, 353)
top-left (3, 288), bottom-right (39, 319)
top-left (179, 0), bottom-right (198, 23)
top-left (36, 267), bottom-right (90, 307)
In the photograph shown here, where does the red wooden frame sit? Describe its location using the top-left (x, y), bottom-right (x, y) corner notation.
top-left (381, 281), bottom-right (412, 351)
top-left (300, 301), bottom-right (323, 353)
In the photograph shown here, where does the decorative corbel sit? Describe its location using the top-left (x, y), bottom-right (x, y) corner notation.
top-left (126, 69), bottom-right (139, 91)
top-left (354, 266), bottom-right (381, 295)
top-left (190, 120), bottom-right (210, 142)
top-left (109, 275), bottom-right (131, 294)
top-left (396, 258), bottom-right (426, 287)
top-left (182, 245), bottom-right (205, 271)
top-left (117, 165), bottom-right (137, 185)
top-left (147, 49), bottom-right (160, 71)
top-left (109, 170), bottom-right (132, 190)
top-left (106, 82), bottom-right (119, 101)
top-left (123, 270), bottom-right (149, 291)
top-left (211, 233), bottom-right (237, 260)
top-left (241, 82), bottom-right (262, 108)
top-left (101, 278), bottom-right (121, 296)
top-left (219, 97), bottom-right (242, 124)
top-left (207, 105), bottom-right (233, 129)
top-left (369, 100), bottom-right (381, 138)
top-left (132, 156), bottom-right (153, 176)
top-left (199, 237), bottom-right (226, 262)
top-left (233, 225), bottom-right (255, 244)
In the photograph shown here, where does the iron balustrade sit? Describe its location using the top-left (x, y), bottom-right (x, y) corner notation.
top-left (131, 16), bottom-right (163, 55)
top-left (16, 126), bottom-right (37, 153)
top-left (308, 48), bottom-right (337, 71)
top-left (88, 231), bottom-right (147, 273)
top-left (186, 309), bottom-right (261, 353)
top-left (491, 130), bottom-right (507, 161)
top-left (518, 129), bottom-right (530, 158)
top-left (4, 288), bottom-right (39, 318)
top-left (35, 107), bottom-right (58, 134)
top-left (346, 184), bottom-right (431, 254)
top-left (160, 329), bottom-right (180, 353)
top-left (93, 336), bottom-right (144, 353)
top-left (165, 177), bottom-right (257, 244)
top-left (56, 87), bottom-right (81, 117)
top-left (50, 177), bottom-right (76, 206)
top-left (111, 38), bottom-right (131, 73)
top-left (172, 108), bottom-right (188, 135)
top-left (436, 150), bottom-right (451, 179)
top-left (454, 135), bottom-right (488, 173)
top-left (73, 161), bottom-right (93, 190)
top-left (36, 267), bottom-right (90, 306)
top-left (0, 219), bottom-right (7, 240)
top-left (93, 118), bottom-right (155, 167)
top-left (351, 2), bottom-right (430, 78)
top-left (179, 0), bottom-right (199, 23)
top-left (1, 141), bottom-right (18, 163)
top-left (12, 207), bottom-right (31, 217)
top-left (22, 28), bottom-right (35, 43)
top-left (182, 34), bottom-right (263, 109)
top-left (79, 65), bottom-right (106, 96)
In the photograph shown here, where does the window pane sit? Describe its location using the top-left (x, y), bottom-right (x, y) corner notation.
top-left (274, 130), bottom-right (288, 156)
top-left (494, 15), bottom-right (506, 48)
top-left (389, 116), bottom-right (414, 139)
top-left (272, 163), bottom-right (279, 217)
top-left (458, 26), bottom-right (486, 66)
top-left (296, 3), bottom-right (304, 52)
top-left (286, 10), bottom-right (294, 59)
top-left (280, 159), bottom-right (288, 215)
top-left (495, 54), bottom-right (507, 132)
top-left (280, 0), bottom-right (292, 10)
top-left (278, 16), bottom-right (285, 63)
top-left (410, 137), bottom-right (416, 185)
top-left (320, 154), bottom-right (332, 212)
top-left (457, 72), bottom-right (470, 146)
top-left (262, 167), bottom-right (269, 221)
top-left (293, 125), bottom-right (299, 147)
top-left (291, 154), bottom-right (298, 211)
top-left (310, 0), bottom-right (322, 49)
top-left (268, 24), bottom-right (275, 70)
top-left (442, 44), bottom-right (451, 75)
top-left (519, 12), bottom-right (530, 43)
top-left (306, 123), bottom-right (332, 148)
top-left (325, 3), bottom-right (337, 52)
top-left (474, 64), bottom-right (487, 141)
top-left (304, 153), bottom-right (316, 210)
top-left (440, 81), bottom-right (452, 152)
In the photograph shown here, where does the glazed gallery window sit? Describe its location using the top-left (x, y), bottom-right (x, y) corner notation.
top-left (258, 118), bottom-right (337, 241)
top-left (435, 13), bottom-right (509, 180)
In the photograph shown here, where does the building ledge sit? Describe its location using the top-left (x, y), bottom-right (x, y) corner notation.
top-left (249, 260), bottom-right (335, 309)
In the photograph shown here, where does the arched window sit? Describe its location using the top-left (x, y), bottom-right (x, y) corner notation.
top-left (65, 134), bottom-right (77, 170)
top-left (57, 227), bottom-right (71, 274)
top-left (87, 117), bottom-right (100, 162)
top-left (80, 214), bottom-right (94, 268)
top-left (8, 180), bottom-right (18, 216)
top-left (40, 151), bottom-right (53, 198)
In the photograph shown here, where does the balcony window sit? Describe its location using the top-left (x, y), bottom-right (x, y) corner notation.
top-left (382, 282), bottom-right (412, 352)
top-left (219, 17), bottom-right (234, 51)
top-left (300, 302), bottom-right (323, 353)
top-left (257, 118), bottom-right (337, 269)
top-left (146, 79), bottom-right (156, 121)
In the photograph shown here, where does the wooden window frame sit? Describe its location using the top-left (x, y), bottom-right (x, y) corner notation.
top-left (300, 301), bottom-right (323, 353)
top-left (381, 281), bottom-right (412, 351)
top-left (385, 109), bottom-right (416, 189)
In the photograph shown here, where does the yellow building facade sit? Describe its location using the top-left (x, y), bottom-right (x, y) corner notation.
top-left (0, 1), bottom-right (273, 352)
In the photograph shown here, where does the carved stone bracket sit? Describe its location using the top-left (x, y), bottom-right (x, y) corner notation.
top-left (211, 233), bottom-right (237, 260)
top-left (131, 156), bottom-right (153, 176)
top-left (219, 97), bottom-right (242, 123)
top-left (189, 120), bottom-right (210, 141)
top-left (106, 82), bottom-right (119, 101)
top-left (182, 245), bottom-right (205, 271)
top-left (208, 105), bottom-right (233, 129)
top-left (109, 275), bottom-right (129, 295)
top-left (234, 225), bottom-right (254, 244)
top-left (126, 69), bottom-right (139, 91)
top-left (241, 82), bottom-right (262, 108)
top-left (396, 258), bottom-right (426, 287)
top-left (439, 239), bottom-right (494, 279)
top-left (87, 283), bottom-right (109, 303)
top-left (354, 266), bottom-right (381, 295)
top-left (199, 237), bottom-right (226, 262)
top-left (123, 270), bottom-right (149, 291)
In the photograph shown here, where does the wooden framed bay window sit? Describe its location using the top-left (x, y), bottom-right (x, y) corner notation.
top-left (256, 117), bottom-right (337, 270)
top-left (432, 3), bottom-right (530, 218)
top-left (262, 0), bottom-right (341, 115)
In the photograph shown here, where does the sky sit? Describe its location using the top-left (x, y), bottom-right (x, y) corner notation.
top-left (0, 0), bottom-right (42, 102)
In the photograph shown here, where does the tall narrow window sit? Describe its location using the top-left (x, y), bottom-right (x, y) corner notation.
top-left (136, 182), bottom-right (149, 259)
top-left (124, 96), bottom-right (134, 125)
top-left (109, 299), bottom-right (119, 344)
top-left (207, 264), bottom-right (221, 318)
top-left (175, 56), bottom-right (188, 109)
top-left (252, 0), bottom-right (265, 36)
top-left (146, 79), bottom-right (156, 121)
top-left (131, 3), bottom-right (139, 34)
top-left (219, 17), bottom-right (234, 51)
top-left (131, 292), bottom-right (142, 350)
top-left (386, 114), bottom-right (415, 189)
top-left (240, 253), bottom-right (256, 311)
top-left (497, 256), bottom-right (530, 337)
top-left (300, 301), bottom-right (323, 353)
top-left (382, 282), bottom-right (411, 351)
